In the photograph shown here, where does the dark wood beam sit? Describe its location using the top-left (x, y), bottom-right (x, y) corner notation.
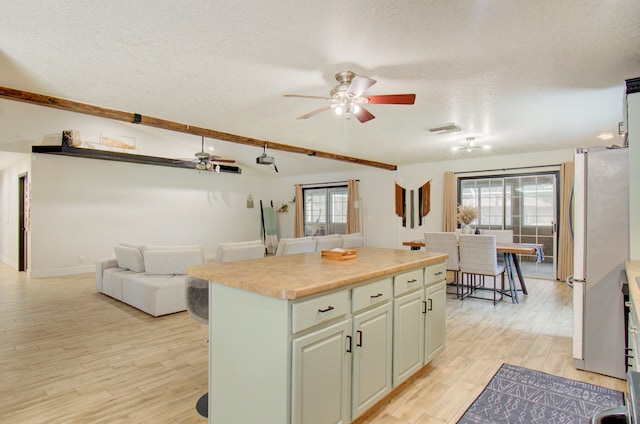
top-left (0, 86), bottom-right (398, 171)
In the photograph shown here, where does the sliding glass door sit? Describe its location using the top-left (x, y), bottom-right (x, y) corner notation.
top-left (459, 172), bottom-right (558, 279)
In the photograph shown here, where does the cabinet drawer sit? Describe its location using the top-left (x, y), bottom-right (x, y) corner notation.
top-left (393, 268), bottom-right (423, 296)
top-left (425, 262), bottom-right (446, 286)
top-left (352, 277), bottom-right (392, 312)
top-left (292, 290), bottom-right (349, 334)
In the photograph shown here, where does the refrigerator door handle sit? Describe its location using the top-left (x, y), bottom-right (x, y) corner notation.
top-left (565, 275), bottom-right (573, 288)
top-left (568, 182), bottom-right (574, 242)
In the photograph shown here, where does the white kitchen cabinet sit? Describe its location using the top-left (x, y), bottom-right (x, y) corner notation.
top-left (351, 301), bottom-right (393, 419)
top-left (425, 280), bottom-right (446, 363)
top-left (292, 319), bottom-right (352, 424)
top-left (393, 289), bottom-right (425, 385)
top-left (628, 298), bottom-right (640, 372)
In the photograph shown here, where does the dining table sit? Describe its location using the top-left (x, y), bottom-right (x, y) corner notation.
top-left (402, 240), bottom-right (543, 303)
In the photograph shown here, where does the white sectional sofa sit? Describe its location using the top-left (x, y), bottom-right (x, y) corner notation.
top-left (96, 243), bottom-right (205, 317)
top-left (274, 233), bottom-right (364, 256)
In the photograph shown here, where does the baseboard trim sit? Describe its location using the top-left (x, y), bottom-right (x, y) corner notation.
top-left (28, 264), bottom-right (96, 278)
top-left (0, 255), bottom-right (18, 269)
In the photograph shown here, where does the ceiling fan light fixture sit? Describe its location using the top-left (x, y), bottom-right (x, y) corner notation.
top-left (453, 137), bottom-right (489, 153)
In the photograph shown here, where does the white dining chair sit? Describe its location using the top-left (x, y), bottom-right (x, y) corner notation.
top-left (458, 234), bottom-right (506, 304)
top-left (424, 232), bottom-right (464, 299)
top-left (481, 229), bottom-right (514, 243)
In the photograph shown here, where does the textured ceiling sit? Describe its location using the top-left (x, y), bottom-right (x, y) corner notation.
top-left (1, 1), bottom-right (639, 175)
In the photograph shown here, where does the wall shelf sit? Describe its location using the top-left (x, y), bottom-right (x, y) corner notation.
top-left (31, 145), bottom-right (242, 174)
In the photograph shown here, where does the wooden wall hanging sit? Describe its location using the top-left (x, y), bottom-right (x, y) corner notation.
top-left (395, 180), bottom-right (431, 228)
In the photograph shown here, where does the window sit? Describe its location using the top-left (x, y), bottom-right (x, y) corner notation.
top-left (303, 186), bottom-right (348, 236)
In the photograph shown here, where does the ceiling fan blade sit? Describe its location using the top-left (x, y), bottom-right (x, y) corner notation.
top-left (283, 94), bottom-right (333, 101)
top-left (346, 75), bottom-right (377, 97)
top-left (365, 94), bottom-right (416, 105)
top-left (211, 158), bottom-right (236, 163)
top-left (297, 104), bottom-right (333, 119)
top-left (353, 106), bottom-right (375, 123)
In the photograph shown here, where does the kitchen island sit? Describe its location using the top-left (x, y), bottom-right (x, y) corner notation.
top-left (187, 247), bottom-right (448, 424)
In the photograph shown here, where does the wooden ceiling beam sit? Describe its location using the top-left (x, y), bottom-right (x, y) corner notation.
top-left (0, 86), bottom-right (397, 171)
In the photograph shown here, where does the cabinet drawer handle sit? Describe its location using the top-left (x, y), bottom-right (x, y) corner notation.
top-left (428, 299), bottom-right (433, 311)
top-left (356, 330), bottom-right (363, 347)
top-left (370, 293), bottom-right (383, 299)
top-left (407, 278), bottom-right (417, 283)
top-left (318, 306), bottom-right (334, 313)
top-left (346, 335), bottom-right (352, 353)
top-left (435, 272), bottom-right (443, 276)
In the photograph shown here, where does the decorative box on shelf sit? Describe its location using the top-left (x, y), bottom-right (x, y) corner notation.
top-left (321, 248), bottom-right (357, 260)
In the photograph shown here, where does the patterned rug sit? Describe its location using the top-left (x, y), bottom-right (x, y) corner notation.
top-left (457, 363), bottom-right (625, 423)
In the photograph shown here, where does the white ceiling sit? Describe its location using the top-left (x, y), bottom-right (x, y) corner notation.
top-left (1, 1), bottom-right (639, 175)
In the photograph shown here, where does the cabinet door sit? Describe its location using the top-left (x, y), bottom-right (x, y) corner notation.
top-left (291, 319), bottom-right (351, 424)
top-left (425, 281), bottom-right (446, 363)
top-left (628, 300), bottom-right (640, 372)
top-left (352, 302), bottom-right (393, 420)
top-left (393, 290), bottom-right (425, 386)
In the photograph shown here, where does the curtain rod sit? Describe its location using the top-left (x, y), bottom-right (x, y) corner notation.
top-left (454, 164), bottom-right (561, 175)
top-left (298, 179), bottom-right (359, 187)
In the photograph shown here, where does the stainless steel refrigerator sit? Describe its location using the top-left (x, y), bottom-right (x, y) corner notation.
top-left (572, 146), bottom-right (629, 380)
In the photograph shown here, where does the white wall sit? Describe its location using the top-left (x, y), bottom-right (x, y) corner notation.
top-left (274, 149), bottom-right (575, 249)
top-left (27, 154), bottom-right (275, 277)
top-left (0, 155), bottom-right (30, 267)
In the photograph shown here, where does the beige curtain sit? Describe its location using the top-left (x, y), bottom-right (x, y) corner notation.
top-left (443, 171), bottom-right (457, 232)
top-left (557, 161), bottom-right (574, 281)
top-left (294, 184), bottom-right (304, 237)
top-left (347, 179), bottom-right (360, 233)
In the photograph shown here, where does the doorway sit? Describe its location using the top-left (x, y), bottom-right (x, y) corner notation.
top-left (458, 172), bottom-right (558, 279)
top-left (18, 173), bottom-right (28, 272)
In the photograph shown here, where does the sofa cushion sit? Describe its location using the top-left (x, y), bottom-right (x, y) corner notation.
top-left (142, 247), bottom-right (205, 275)
top-left (339, 232), bottom-right (364, 248)
top-left (114, 245), bottom-right (146, 272)
top-left (121, 273), bottom-right (187, 317)
top-left (313, 234), bottom-right (342, 251)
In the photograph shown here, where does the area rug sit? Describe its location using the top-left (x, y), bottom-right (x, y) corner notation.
top-left (457, 363), bottom-right (624, 423)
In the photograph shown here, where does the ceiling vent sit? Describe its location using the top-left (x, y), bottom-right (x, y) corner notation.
top-left (429, 123), bottom-right (462, 134)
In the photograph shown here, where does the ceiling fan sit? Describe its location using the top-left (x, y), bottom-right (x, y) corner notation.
top-left (283, 71), bottom-right (416, 123)
top-left (176, 136), bottom-right (235, 172)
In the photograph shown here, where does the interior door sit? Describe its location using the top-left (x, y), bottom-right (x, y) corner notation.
top-left (18, 173), bottom-right (28, 272)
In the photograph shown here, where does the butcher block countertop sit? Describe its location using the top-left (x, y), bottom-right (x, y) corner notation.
top-left (187, 246), bottom-right (447, 300)
top-left (628, 260), bottom-right (640, 307)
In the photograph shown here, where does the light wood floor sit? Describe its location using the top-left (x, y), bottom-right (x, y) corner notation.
top-left (1, 263), bottom-right (627, 423)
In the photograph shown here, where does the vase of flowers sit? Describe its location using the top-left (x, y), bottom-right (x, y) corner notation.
top-left (457, 204), bottom-right (478, 234)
